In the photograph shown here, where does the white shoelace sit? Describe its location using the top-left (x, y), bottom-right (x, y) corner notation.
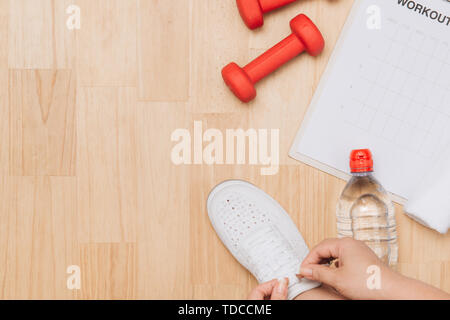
top-left (242, 225), bottom-right (300, 283)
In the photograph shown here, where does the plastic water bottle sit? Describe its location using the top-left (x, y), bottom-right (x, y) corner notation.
top-left (336, 149), bottom-right (398, 266)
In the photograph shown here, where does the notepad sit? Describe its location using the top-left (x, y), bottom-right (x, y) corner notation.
top-left (290, 0), bottom-right (450, 203)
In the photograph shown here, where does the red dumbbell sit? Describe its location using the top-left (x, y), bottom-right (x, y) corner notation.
top-left (237, 0), bottom-right (298, 29)
top-left (222, 14), bottom-right (324, 103)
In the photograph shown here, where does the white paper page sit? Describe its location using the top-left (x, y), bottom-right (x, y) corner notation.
top-left (290, 0), bottom-right (450, 202)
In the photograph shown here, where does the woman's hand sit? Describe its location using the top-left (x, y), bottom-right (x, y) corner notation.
top-left (247, 278), bottom-right (289, 300)
top-left (249, 238), bottom-right (449, 300)
top-left (297, 238), bottom-right (397, 299)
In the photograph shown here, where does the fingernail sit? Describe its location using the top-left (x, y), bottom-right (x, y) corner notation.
top-left (277, 277), bottom-right (287, 293)
top-left (300, 268), bottom-right (313, 276)
top-left (296, 273), bottom-right (304, 279)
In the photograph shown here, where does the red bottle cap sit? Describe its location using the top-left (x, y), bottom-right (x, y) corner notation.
top-left (350, 149), bottom-right (373, 173)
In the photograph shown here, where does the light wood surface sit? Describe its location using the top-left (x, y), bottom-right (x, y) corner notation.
top-left (0, 0), bottom-right (448, 299)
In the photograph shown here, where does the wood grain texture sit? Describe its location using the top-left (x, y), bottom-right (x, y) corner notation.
top-left (135, 102), bottom-right (191, 299)
top-left (9, 69), bottom-right (76, 176)
top-left (0, 0), bottom-right (448, 299)
top-left (76, 87), bottom-right (137, 243)
top-left (8, 0), bottom-right (75, 69)
top-left (189, 0), bottom-right (252, 113)
top-left (79, 243), bottom-right (136, 299)
top-left (137, 0), bottom-right (190, 101)
top-left (0, 70), bottom-right (8, 176)
top-left (0, 0), bottom-right (9, 175)
top-left (0, 176), bottom-right (79, 299)
top-left (76, 0), bottom-right (137, 86)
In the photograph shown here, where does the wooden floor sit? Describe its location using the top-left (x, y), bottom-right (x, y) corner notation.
top-left (0, 0), bottom-right (448, 299)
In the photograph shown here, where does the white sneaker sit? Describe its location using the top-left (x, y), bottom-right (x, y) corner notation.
top-left (207, 180), bottom-right (320, 299)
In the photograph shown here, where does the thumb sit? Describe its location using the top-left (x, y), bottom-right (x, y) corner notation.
top-left (299, 265), bottom-right (338, 287)
top-left (270, 278), bottom-right (288, 300)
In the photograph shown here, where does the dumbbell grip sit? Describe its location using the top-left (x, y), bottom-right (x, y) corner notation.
top-left (259, 0), bottom-right (297, 13)
top-left (243, 33), bottom-right (305, 83)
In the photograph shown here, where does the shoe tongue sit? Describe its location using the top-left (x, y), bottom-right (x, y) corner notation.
top-left (240, 225), bottom-right (301, 283)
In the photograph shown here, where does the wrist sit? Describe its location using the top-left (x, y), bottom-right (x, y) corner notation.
top-left (376, 266), bottom-right (403, 299)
